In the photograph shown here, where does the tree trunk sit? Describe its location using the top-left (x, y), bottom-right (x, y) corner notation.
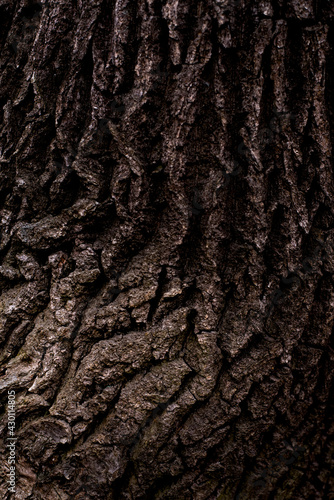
top-left (0, 0), bottom-right (334, 498)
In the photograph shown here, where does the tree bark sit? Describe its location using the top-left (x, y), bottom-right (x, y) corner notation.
top-left (0, 0), bottom-right (334, 498)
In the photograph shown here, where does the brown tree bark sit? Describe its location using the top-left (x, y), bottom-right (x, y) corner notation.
top-left (0, 0), bottom-right (334, 498)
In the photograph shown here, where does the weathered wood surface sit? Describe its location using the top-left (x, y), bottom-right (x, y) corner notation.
top-left (0, 0), bottom-right (333, 498)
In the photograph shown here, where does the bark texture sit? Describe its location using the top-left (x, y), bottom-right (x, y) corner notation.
top-left (0, 0), bottom-right (334, 498)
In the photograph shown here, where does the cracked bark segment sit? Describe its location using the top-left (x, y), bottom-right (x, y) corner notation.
top-left (0, 0), bottom-right (334, 499)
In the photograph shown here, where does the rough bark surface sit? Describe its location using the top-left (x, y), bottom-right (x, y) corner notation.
top-left (0, 0), bottom-right (334, 498)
